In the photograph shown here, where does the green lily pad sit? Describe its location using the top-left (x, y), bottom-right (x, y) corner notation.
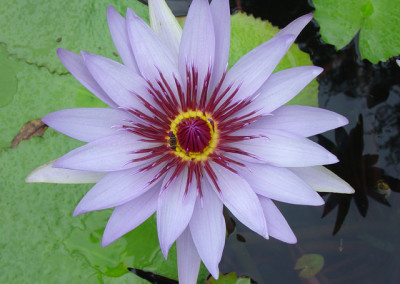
top-left (294, 254), bottom-right (324, 279)
top-left (0, 1), bottom-right (320, 283)
top-left (313, 0), bottom-right (400, 63)
top-left (207, 272), bottom-right (251, 284)
top-left (0, 0), bottom-right (149, 73)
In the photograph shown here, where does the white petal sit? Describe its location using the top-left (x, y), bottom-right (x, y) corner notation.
top-left (189, 180), bottom-right (225, 278)
top-left (247, 105), bottom-right (348, 137)
top-left (25, 160), bottom-right (105, 184)
top-left (177, 228), bottom-right (201, 284)
top-left (206, 162), bottom-right (268, 238)
top-left (157, 167), bottom-right (197, 258)
top-left (73, 165), bottom-right (162, 215)
top-left (107, 6), bottom-right (139, 71)
top-left (57, 48), bottom-right (117, 107)
top-left (149, 0), bottom-right (182, 59)
top-left (290, 166), bottom-right (355, 193)
top-left (238, 163), bottom-right (324, 206)
top-left (102, 185), bottom-right (159, 247)
top-left (42, 108), bottom-right (134, 142)
top-left (259, 196), bottom-right (297, 244)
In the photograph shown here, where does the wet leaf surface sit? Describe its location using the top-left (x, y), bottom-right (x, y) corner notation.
top-left (294, 254), bottom-right (324, 279)
top-left (312, 0), bottom-right (400, 63)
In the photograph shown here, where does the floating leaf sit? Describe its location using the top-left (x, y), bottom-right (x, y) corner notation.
top-left (206, 272), bottom-right (251, 284)
top-left (294, 254), bottom-right (324, 279)
top-left (313, 0), bottom-right (400, 63)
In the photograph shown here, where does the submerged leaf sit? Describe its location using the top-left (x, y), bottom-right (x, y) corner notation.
top-left (294, 254), bottom-right (324, 279)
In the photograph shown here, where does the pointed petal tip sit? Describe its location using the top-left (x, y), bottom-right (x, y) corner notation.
top-left (209, 267), bottom-right (220, 280)
top-left (72, 207), bottom-right (85, 217)
top-left (312, 66), bottom-right (324, 76)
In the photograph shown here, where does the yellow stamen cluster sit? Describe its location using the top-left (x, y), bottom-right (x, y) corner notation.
top-left (168, 110), bottom-right (218, 161)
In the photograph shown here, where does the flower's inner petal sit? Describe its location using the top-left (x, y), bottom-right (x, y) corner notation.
top-left (73, 165), bottom-right (163, 216)
top-left (107, 6), bottom-right (139, 72)
top-left (228, 130), bottom-right (338, 167)
top-left (176, 228), bottom-right (201, 284)
top-left (206, 162), bottom-right (268, 238)
top-left (57, 48), bottom-right (117, 108)
top-left (157, 167), bottom-right (197, 258)
top-left (179, 0), bottom-right (215, 108)
top-left (189, 179), bottom-right (225, 279)
top-left (126, 8), bottom-right (182, 106)
top-left (102, 184), bottom-right (160, 247)
top-left (54, 132), bottom-right (157, 172)
top-left (249, 105), bottom-right (348, 137)
top-left (81, 52), bottom-right (154, 116)
top-left (259, 196), bottom-right (297, 244)
top-left (238, 163), bottom-right (324, 206)
top-left (209, 0), bottom-right (230, 91)
top-left (42, 108), bottom-right (134, 142)
top-left (215, 34), bottom-right (295, 109)
top-left (238, 66), bottom-right (323, 116)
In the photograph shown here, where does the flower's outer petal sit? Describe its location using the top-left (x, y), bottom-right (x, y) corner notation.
top-left (179, 0), bottom-right (215, 99)
top-left (57, 48), bottom-right (117, 108)
top-left (102, 185), bottom-right (159, 247)
top-left (189, 179), bottom-right (225, 279)
top-left (255, 66), bottom-right (323, 114)
top-left (25, 160), bottom-right (105, 184)
top-left (148, 0), bottom-right (182, 59)
top-left (157, 167), bottom-right (197, 258)
top-left (218, 35), bottom-right (295, 106)
top-left (177, 228), bottom-right (201, 284)
top-left (276, 13), bottom-right (313, 38)
top-left (42, 108), bottom-right (134, 142)
top-left (107, 6), bottom-right (139, 72)
top-left (73, 165), bottom-right (162, 216)
top-left (229, 130), bottom-right (338, 167)
top-left (249, 105), bottom-right (348, 137)
top-left (290, 166), bottom-right (355, 194)
top-left (54, 132), bottom-right (150, 172)
top-left (207, 162), bottom-right (268, 238)
top-left (259, 196), bottom-right (297, 244)
top-left (126, 8), bottom-right (181, 103)
top-left (238, 163), bottom-right (324, 205)
top-left (210, 0), bottom-right (230, 90)
top-left (82, 52), bottom-right (153, 115)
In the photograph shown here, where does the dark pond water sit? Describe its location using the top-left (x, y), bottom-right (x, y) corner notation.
top-left (141, 0), bottom-right (400, 283)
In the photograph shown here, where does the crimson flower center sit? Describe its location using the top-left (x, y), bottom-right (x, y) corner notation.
top-left (176, 117), bottom-right (211, 153)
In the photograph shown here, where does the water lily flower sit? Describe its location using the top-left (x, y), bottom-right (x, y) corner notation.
top-left (26, 0), bottom-right (354, 282)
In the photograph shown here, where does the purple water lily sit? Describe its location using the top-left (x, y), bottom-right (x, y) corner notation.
top-left (26, 0), bottom-right (354, 282)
